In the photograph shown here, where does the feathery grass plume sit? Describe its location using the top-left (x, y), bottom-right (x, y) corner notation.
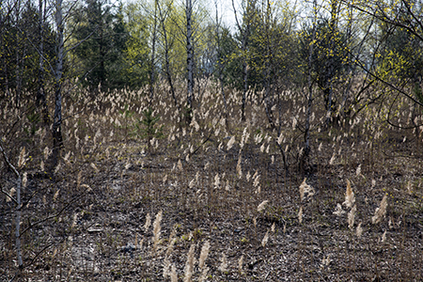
top-left (40, 160), bottom-right (45, 172)
top-left (90, 163), bottom-right (99, 173)
top-left (356, 222), bottom-right (363, 238)
top-left (199, 240), bottom-right (210, 269)
top-left (17, 147), bottom-right (26, 168)
top-left (22, 172), bottom-right (27, 189)
top-left (43, 146), bottom-right (50, 160)
top-left (189, 178), bottom-right (195, 189)
top-left (170, 264), bottom-right (177, 282)
top-left (381, 230), bottom-right (387, 242)
top-left (238, 255), bottom-right (244, 273)
top-left (53, 189), bottom-right (60, 202)
top-left (253, 217), bottom-right (257, 228)
top-left (125, 161), bottom-right (131, 170)
top-left (54, 162), bottom-right (61, 174)
top-left (144, 213), bottom-right (151, 232)
top-left (153, 210), bottom-right (163, 251)
top-left (63, 151), bottom-right (71, 165)
top-left (255, 185), bottom-right (262, 194)
top-left (6, 187), bottom-right (15, 202)
top-left (343, 180), bottom-right (355, 208)
top-left (261, 230), bottom-right (269, 247)
top-left (76, 171), bottom-right (82, 189)
top-left (356, 164), bottom-right (362, 176)
top-left (166, 228), bottom-right (177, 257)
top-left (253, 173), bottom-right (260, 188)
top-left (71, 213), bottom-right (78, 229)
top-left (214, 173), bottom-right (220, 188)
top-left (298, 206), bottom-right (303, 224)
top-left (225, 180), bottom-right (231, 191)
top-left (406, 180), bottom-right (413, 194)
top-left (254, 133), bottom-right (263, 144)
top-left (299, 178), bottom-right (315, 202)
top-left (271, 222), bottom-right (275, 233)
top-left (227, 135), bottom-right (235, 151)
top-left (329, 152), bottom-right (336, 165)
top-left (184, 243), bottom-right (195, 282)
top-left (333, 203), bottom-right (346, 216)
top-left (177, 159), bottom-right (183, 171)
top-left (277, 132), bottom-right (283, 145)
top-left (163, 257), bottom-right (171, 278)
top-left (236, 154), bottom-right (242, 179)
top-left (292, 116), bottom-right (297, 130)
top-left (348, 205), bottom-right (357, 230)
top-left (199, 266), bottom-right (209, 282)
top-left (372, 195), bottom-right (388, 224)
top-left (257, 200), bottom-right (269, 212)
top-left (218, 252), bottom-right (228, 272)
top-left (240, 127), bottom-right (250, 149)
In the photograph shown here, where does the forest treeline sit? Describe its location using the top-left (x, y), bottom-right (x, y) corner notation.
top-left (1, 0), bottom-right (423, 144)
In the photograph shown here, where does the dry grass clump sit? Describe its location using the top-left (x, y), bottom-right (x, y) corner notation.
top-left (153, 210), bottom-right (163, 251)
top-left (299, 178), bottom-right (315, 202)
top-left (372, 195), bottom-right (388, 224)
top-left (1, 77), bottom-right (422, 281)
top-left (343, 179), bottom-right (355, 208)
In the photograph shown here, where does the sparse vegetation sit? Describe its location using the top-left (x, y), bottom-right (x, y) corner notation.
top-left (2, 0), bottom-right (423, 281)
top-left (1, 77), bottom-right (422, 281)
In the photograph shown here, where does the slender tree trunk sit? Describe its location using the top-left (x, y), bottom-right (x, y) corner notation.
top-left (241, 52), bottom-right (248, 122)
top-left (37, 0), bottom-right (49, 125)
top-left (52, 0), bottom-right (64, 169)
top-left (301, 0), bottom-right (317, 173)
top-left (0, 143), bottom-right (23, 272)
top-left (158, 3), bottom-right (178, 108)
top-left (14, 0), bottom-right (22, 108)
top-left (149, 0), bottom-right (158, 100)
top-left (215, 1), bottom-right (228, 116)
top-left (325, 0), bottom-right (339, 126)
top-left (186, 0), bottom-right (194, 124)
top-left (233, 0), bottom-right (251, 122)
top-left (263, 0), bottom-right (274, 127)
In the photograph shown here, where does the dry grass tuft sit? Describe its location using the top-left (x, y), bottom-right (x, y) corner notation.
top-left (153, 211), bottom-right (163, 251)
top-left (343, 179), bottom-right (355, 208)
top-left (333, 203), bottom-right (346, 216)
top-left (261, 230), bottom-right (270, 247)
top-left (298, 206), bottom-right (303, 224)
top-left (257, 200), bottom-right (269, 212)
top-left (199, 240), bottom-right (210, 269)
top-left (356, 222), bottom-right (363, 238)
top-left (184, 243), bottom-right (195, 282)
top-left (218, 252), bottom-right (228, 272)
top-left (348, 205), bottom-right (357, 230)
top-left (1, 76), bottom-right (422, 281)
top-left (372, 195), bottom-right (388, 224)
top-left (299, 178), bottom-right (315, 202)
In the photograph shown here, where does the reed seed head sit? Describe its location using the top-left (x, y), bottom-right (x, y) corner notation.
top-left (343, 180), bottom-right (355, 208)
top-left (372, 195), bottom-right (388, 224)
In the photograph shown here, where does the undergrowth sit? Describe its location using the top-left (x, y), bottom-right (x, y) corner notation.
top-left (1, 79), bottom-right (423, 281)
